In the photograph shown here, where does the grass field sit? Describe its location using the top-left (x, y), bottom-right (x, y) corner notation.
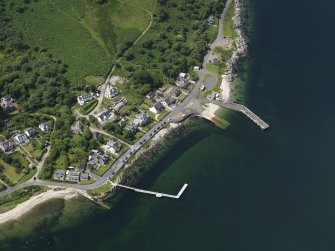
top-left (6, 0), bottom-right (152, 85)
top-left (223, 0), bottom-right (237, 39)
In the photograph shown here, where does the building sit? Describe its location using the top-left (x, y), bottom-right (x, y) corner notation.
top-left (54, 170), bottom-right (66, 180)
top-left (207, 92), bottom-right (218, 101)
top-left (163, 96), bottom-right (176, 106)
top-left (105, 85), bottom-right (119, 99)
top-left (132, 111), bottom-right (150, 127)
top-left (25, 127), bottom-right (37, 137)
top-left (207, 16), bottom-right (215, 25)
top-left (71, 121), bottom-right (83, 134)
top-left (150, 102), bottom-right (164, 114)
top-left (65, 171), bottom-right (80, 182)
top-left (77, 94), bottom-right (93, 106)
top-left (87, 150), bottom-right (111, 170)
top-left (176, 72), bottom-right (190, 88)
top-left (172, 88), bottom-right (181, 98)
top-left (113, 102), bottom-right (124, 112)
top-left (105, 139), bottom-right (122, 154)
top-left (118, 117), bottom-right (128, 128)
top-left (0, 140), bottom-right (16, 152)
top-left (0, 96), bottom-right (15, 112)
top-left (146, 91), bottom-right (155, 100)
top-left (14, 133), bottom-right (29, 145)
top-left (97, 110), bottom-right (112, 123)
top-left (80, 173), bottom-right (89, 181)
top-left (193, 66), bottom-right (200, 71)
top-left (126, 124), bottom-right (137, 134)
top-left (39, 122), bottom-right (50, 132)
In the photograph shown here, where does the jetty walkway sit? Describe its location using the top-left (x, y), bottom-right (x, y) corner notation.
top-left (112, 183), bottom-right (188, 199)
top-left (206, 100), bottom-right (270, 130)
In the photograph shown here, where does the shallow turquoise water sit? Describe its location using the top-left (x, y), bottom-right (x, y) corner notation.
top-left (2, 0), bottom-right (335, 250)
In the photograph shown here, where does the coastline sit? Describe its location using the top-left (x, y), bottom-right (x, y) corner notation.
top-left (0, 188), bottom-right (90, 226)
top-left (205, 0), bottom-right (249, 118)
top-left (0, 0), bottom-right (249, 225)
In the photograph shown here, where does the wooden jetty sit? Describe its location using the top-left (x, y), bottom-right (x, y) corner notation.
top-left (206, 100), bottom-right (270, 130)
top-left (112, 183), bottom-right (188, 199)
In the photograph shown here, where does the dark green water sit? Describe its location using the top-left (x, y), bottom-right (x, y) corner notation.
top-left (2, 0), bottom-right (335, 250)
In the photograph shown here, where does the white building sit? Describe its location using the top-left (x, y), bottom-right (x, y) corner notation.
top-left (105, 85), bottom-right (119, 99)
top-left (132, 111), bottom-right (150, 127)
top-left (105, 139), bottom-right (122, 154)
top-left (176, 72), bottom-right (189, 88)
top-left (39, 122), bottom-right (50, 132)
top-left (150, 102), bottom-right (164, 114)
top-left (14, 133), bottom-right (29, 145)
top-left (77, 94), bottom-right (93, 106)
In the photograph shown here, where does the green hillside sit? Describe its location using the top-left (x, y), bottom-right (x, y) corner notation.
top-left (5, 0), bottom-right (152, 84)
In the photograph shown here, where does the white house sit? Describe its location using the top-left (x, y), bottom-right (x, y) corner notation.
top-left (176, 72), bottom-right (189, 88)
top-left (105, 139), bottom-right (122, 154)
top-left (39, 122), bottom-right (50, 132)
top-left (97, 110), bottom-right (112, 123)
top-left (77, 94), bottom-right (93, 106)
top-left (105, 85), bottom-right (119, 99)
top-left (132, 111), bottom-right (150, 127)
top-left (14, 133), bottom-right (29, 145)
top-left (25, 127), bottom-right (37, 137)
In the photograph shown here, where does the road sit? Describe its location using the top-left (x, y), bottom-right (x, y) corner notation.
top-left (0, 1), bottom-right (233, 198)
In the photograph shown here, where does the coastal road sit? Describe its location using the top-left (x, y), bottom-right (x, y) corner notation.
top-left (0, 1), bottom-right (234, 198)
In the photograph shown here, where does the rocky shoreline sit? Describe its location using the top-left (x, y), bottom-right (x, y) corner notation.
top-left (223, 0), bottom-right (249, 84)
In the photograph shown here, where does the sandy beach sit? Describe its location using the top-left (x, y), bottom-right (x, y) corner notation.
top-left (0, 188), bottom-right (89, 225)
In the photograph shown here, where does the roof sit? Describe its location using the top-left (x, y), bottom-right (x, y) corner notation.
top-left (154, 102), bottom-right (164, 110)
top-left (113, 102), bottom-right (124, 111)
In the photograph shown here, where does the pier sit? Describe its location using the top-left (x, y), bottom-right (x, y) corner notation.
top-left (206, 100), bottom-right (270, 130)
top-left (112, 183), bottom-right (188, 199)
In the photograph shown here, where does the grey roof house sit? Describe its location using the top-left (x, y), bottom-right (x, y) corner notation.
top-left (0, 140), bottom-right (16, 152)
top-left (0, 96), bottom-right (15, 112)
top-left (14, 133), bottom-right (29, 145)
top-left (54, 170), bottom-right (66, 180)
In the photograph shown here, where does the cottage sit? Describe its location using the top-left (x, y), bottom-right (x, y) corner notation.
top-left (176, 72), bottom-right (189, 88)
top-left (193, 66), bottom-right (200, 71)
top-left (132, 111), bottom-right (150, 127)
top-left (97, 110), bottom-right (112, 123)
top-left (113, 102), bottom-right (124, 112)
top-left (80, 173), bottom-right (89, 181)
top-left (65, 171), bottom-right (80, 182)
top-left (0, 96), bottom-right (15, 112)
top-left (39, 122), bottom-right (50, 132)
top-left (77, 94), bottom-right (93, 106)
top-left (150, 102), bottom-right (164, 114)
top-left (0, 140), bottom-right (16, 152)
top-left (105, 139), bottom-right (122, 153)
top-left (54, 170), bottom-right (66, 180)
top-left (25, 127), bottom-right (37, 137)
top-left (14, 133), bottom-right (29, 145)
top-left (87, 150), bottom-right (111, 170)
top-left (146, 91), bottom-right (155, 100)
top-left (105, 85), bottom-right (119, 99)
top-left (71, 121), bottom-right (83, 134)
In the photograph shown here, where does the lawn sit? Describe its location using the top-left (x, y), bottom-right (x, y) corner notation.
top-left (80, 99), bottom-right (98, 115)
top-left (0, 159), bottom-right (24, 183)
top-left (6, 0), bottom-right (152, 85)
top-left (223, 0), bottom-right (237, 39)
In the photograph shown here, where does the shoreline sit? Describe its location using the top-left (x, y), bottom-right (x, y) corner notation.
top-left (0, 188), bottom-right (90, 226)
top-left (205, 0), bottom-right (249, 118)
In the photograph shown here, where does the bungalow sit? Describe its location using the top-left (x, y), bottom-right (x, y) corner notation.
top-left (25, 127), bottom-right (37, 137)
top-left (77, 94), bottom-right (93, 106)
top-left (54, 170), bottom-right (66, 181)
top-left (0, 140), bottom-right (16, 152)
top-left (1, 96), bottom-right (15, 113)
top-left (113, 102), bottom-right (124, 112)
top-left (97, 110), bottom-right (112, 123)
top-left (65, 171), bottom-right (80, 182)
top-left (105, 85), bottom-right (119, 99)
top-left (176, 72), bottom-right (189, 88)
top-left (39, 122), bottom-right (50, 132)
top-left (105, 139), bottom-right (122, 154)
top-left (132, 111), bottom-right (150, 127)
top-left (71, 121), bottom-right (83, 134)
top-left (150, 102), bottom-right (164, 114)
top-left (14, 133), bottom-right (29, 145)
